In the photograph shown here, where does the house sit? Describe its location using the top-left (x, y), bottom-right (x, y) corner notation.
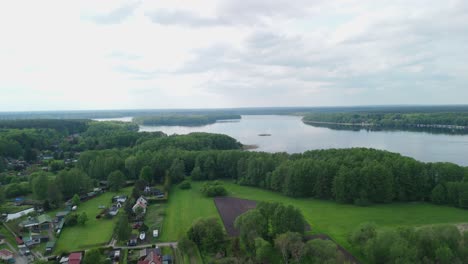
top-left (45, 241), bottom-right (56, 254)
top-left (128, 235), bottom-right (138, 247)
top-left (19, 214), bottom-right (53, 231)
top-left (139, 248), bottom-right (161, 259)
top-left (144, 187), bottom-right (164, 197)
top-left (112, 195), bottom-right (127, 204)
top-left (56, 211), bottom-right (70, 222)
top-left (108, 205), bottom-right (120, 217)
top-left (23, 234), bottom-right (49, 247)
top-left (0, 249), bottom-right (13, 261)
top-left (132, 196), bottom-right (148, 214)
top-left (138, 247), bottom-right (162, 264)
top-left (68, 252), bottom-right (83, 264)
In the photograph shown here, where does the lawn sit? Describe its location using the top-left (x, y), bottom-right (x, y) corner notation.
top-left (144, 204), bottom-right (166, 243)
top-left (163, 181), bottom-right (468, 255)
top-left (54, 187), bottom-right (132, 253)
top-left (160, 183), bottom-right (221, 242)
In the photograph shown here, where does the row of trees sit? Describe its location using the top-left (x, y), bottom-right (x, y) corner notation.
top-left (303, 112), bottom-right (468, 128)
top-left (75, 142), bottom-right (468, 208)
top-left (350, 222), bottom-right (468, 263)
top-left (133, 114), bottom-right (241, 126)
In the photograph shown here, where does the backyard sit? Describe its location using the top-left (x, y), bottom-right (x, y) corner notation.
top-left (54, 187), bottom-right (132, 253)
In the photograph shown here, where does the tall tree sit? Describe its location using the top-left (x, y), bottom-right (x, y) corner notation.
top-left (32, 173), bottom-right (49, 200)
top-left (108, 170), bottom-right (125, 191)
top-left (167, 158), bottom-right (186, 183)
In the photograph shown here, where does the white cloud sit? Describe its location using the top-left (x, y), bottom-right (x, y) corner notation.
top-left (0, 0), bottom-right (467, 111)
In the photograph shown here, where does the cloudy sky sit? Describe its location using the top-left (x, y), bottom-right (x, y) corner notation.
top-left (1, 0), bottom-right (467, 111)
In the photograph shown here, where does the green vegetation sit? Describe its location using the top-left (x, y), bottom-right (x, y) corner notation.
top-left (350, 224), bottom-right (468, 263)
top-left (164, 181), bottom-right (468, 259)
top-left (133, 114), bottom-right (241, 126)
top-left (200, 181), bottom-right (227, 197)
top-left (54, 187), bottom-right (131, 253)
top-left (161, 182), bottom-right (220, 241)
top-left (303, 112), bottom-right (468, 133)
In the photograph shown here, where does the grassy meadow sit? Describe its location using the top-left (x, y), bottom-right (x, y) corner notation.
top-left (54, 187), bottom-right (132, 253)
top-left (162, 181), bottom-right (468, 253)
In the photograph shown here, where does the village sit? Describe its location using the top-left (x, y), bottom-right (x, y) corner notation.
top-left (0, 177), bottom-right (173, 264)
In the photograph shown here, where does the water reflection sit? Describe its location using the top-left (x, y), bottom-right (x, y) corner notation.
top-left (95, 115), bottom-right (468, 166)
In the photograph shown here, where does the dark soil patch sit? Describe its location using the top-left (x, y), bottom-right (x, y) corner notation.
top-left (304, 234), bottom-right (360, 264)
top-left (214, 197), bottom-right (257, 236)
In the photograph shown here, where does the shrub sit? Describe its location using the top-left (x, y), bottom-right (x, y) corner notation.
top-left (179, 180), bottom-right (191, 190)
top-left (201, 181), bottom-right (227, 197)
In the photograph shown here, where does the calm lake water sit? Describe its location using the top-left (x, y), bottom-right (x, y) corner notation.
top-left (95, 115), bottom-right (468, 166)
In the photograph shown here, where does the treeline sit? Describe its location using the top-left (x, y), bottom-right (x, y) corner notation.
top-left (0, 119), bottom-right (89, 134)
top-left (0, 128), bottom-right (62, 160)
top-left (350, 222), bottom-right (468, 263)
top-left (303, 112), bottom-right (468, 128)
top-left (75, 140), bottom-right (467, 208)
top-left (133, 114), bottom-right (241, 126)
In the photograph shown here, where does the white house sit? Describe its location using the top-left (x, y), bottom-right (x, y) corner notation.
top-left (132, 196), bottom-right (148, 214)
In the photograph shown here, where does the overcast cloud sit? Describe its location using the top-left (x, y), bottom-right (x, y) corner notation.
top-left (0, 0), bottom-right (467, 111)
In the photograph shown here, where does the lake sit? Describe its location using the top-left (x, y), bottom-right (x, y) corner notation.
top-left (95, 115), bottom-right (468, 166)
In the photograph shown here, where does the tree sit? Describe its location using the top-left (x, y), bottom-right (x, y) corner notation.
top-left (167, 158), bottom-right (185, 183)
top-left (78, 212), bottom-right (88, 225)
top-left (115, 214), bottom-right (131, 241)
top-left (431, 184), bottom-right (447, 204)
top-left (190, 166), bottom-right (202, 180)
top-left (348, 222), bottom-right (377, 248)
top-left (139, 166), bottom-right (152, 184)
top-left (72, 194), bottom-right (81, 206)
top-left (32, 173), bottom-right (49, 200)
top-left (125, 156), bottom-right (138, 179)
top-left (304, 239), bottom-right (338, 264)
top-left (108, 170), bottom-right (125, 192)
top-left (234, 210), bottom-right (268, 254)
top-left (187, 217), bottom-right (226, 253)
top-left (47, 180), bottom-right (62, 207)
top-left (274, 232), bottom-right (305, 264)
top-left (271, 204), bottom-right (306, 237)
top-left (83, 249), bottom-right (105, 264)
top-left (65, 214), bottom-right (78, 227)
top-left (178, 236), bottom-right (196, 255)
top-left (255, 237), bottom-right (274, 263)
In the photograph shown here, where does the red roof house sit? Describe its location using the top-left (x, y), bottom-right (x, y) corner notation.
top-left (69, 252), bottom-right (83, 264)
top-left (0, 249), bottom-right (13, 260)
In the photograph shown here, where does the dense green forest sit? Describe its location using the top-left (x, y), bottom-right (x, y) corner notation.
top-left (133, 114), bottom-right (241, 126)
top-left (303, 112), bottom-right (468, 131)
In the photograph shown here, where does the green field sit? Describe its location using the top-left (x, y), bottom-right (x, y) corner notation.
top-left (163, 181), bottom-right (468, 253)
top-left (160, 183), bottom-right (221, 241)
top-left (54, 187), bottom-right (131, 253)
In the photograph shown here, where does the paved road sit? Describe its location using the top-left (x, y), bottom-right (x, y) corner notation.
top-left (114, 242), bottom-right (177, 250)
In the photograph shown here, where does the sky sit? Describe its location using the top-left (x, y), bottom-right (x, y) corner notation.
top-left (0, 0), bottom-right (467, 111)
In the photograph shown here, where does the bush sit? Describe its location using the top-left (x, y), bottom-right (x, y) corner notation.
top-left (179, 181), bottom-right (191, 190)
top-left (201, 181), bottom-right (227, 197)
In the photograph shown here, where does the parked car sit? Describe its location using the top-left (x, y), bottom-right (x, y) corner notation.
top-left (153, 229), bottom-right (159, 238)
top-left (132, 222), bottom-right (143, 229)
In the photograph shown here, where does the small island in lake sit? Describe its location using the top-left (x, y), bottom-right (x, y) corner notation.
top-left (258, 133), bottom-right (271, 136)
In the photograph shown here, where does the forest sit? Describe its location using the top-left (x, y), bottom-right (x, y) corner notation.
top-left (133, 114), bottom-right (241, 126)
top-left (303, 112), bottom-right (468, 130)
